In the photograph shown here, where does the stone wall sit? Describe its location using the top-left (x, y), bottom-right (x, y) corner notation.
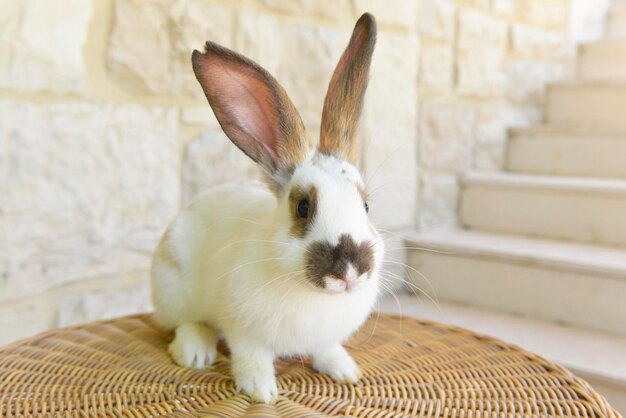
top-left (418, 0), bottom-right (569, 228)
top-left (0, 0), bottom-right (604, 344)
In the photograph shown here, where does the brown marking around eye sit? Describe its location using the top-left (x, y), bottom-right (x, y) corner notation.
top-left (357, 185), bottom-right (367, 203)
top-left (305, 234), bottom-right (374, 288)
top-left (288, 186), bottom-right (318, 238)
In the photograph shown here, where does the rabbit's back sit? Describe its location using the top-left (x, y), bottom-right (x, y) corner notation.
top-left (151, 181), bottom-right (276, 330)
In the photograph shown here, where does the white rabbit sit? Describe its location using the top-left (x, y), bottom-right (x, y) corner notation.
top-left (151, 13), bottom-right (384, 403)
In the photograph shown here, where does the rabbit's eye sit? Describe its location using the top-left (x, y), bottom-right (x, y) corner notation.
top-left (364, 202), bottom-right (369, 213)
top-left (297, 199), bottom-right (309, 218)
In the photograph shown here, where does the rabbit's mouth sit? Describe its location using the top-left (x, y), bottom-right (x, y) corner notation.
top-left (304, 234), bottom-right (375, 291)
top-left (321, 271), bottom-right (370, 294)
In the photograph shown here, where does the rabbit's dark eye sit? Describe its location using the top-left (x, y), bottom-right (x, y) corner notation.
top-left (364, 202), bottom-right (369, 213)
top-left (297, 199), bottom-right (309, 218)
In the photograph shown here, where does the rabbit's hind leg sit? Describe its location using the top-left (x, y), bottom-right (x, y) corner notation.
top-left (169, 323), bottom-right (219, 369)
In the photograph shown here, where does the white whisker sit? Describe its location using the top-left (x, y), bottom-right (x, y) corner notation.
top-left (221, 216), bottom-right (282, 229)
top-left (215, 238), bottom-right (313, 255)
top-left (383, 260), bottom-right (439, 303)
top-left (235, 269), bottom-right (306, 323)
top-left (364, 139), bottom-right (412, 188)
top-left (381, 270), bottom-right (441, 314)
top-left (384, 246), bottom-right (456, 255)
top-left (213, 257), bottom-right (297, 282)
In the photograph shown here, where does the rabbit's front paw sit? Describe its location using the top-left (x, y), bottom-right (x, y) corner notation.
top-left (231, 345), bottom-right (278, 403)
top-left (236, 369), bottom-right (278, 404)
top-left (313, 344), bottom-right (361, 383)
top-left (169, 323), bottom-right (218, 369)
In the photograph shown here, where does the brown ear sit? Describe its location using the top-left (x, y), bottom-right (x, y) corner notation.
top-left (192, 42), bottom-right (310, 184)
top-left (319, 13), bottom-right (377, 164)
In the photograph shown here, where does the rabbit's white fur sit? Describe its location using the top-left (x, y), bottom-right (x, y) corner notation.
top-left (152, 12), bottom-right (382, 403)
top-left (152, 155), bottom-right (384, 402)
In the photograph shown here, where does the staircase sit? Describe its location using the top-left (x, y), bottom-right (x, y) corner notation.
top-left (400, 4), bottom-right (626, 412)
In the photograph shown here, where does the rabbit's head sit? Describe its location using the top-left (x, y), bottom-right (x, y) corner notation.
top-left (192, 13), bottom-right (384, 294)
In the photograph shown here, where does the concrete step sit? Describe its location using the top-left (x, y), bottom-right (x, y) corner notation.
top-left (547, 82), bottom-right (626, 131)
top-left (459, 172), bottom-right (626, 247)
top-left (378, 293), bottom-right (626, 415)
top-left (608, 7), bottom-right (626, 39)
top-left (579, 40), bottom-right (626, 81)
top-left (506, 126), bottom-right (626, 178)
top-left (402, 228), bottom-right (626, 335)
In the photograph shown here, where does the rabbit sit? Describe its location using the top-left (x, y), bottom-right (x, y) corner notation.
top-left (151, 13), bottom-right (384, 404)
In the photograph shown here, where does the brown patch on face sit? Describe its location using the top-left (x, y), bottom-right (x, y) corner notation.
top-left (357, 185), bottom-right (367, 203)
top-left (288, 186), bottom-right (318, 238)
top-left (306, 234), bottom-right (374, 288)
top-left (319, 13), bottom-right (376, 165)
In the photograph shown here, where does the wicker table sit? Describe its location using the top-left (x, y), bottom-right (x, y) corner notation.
top-left (0, 313), bottom-right (620, 417)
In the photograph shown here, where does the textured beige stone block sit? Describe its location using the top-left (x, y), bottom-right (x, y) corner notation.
top-left (475, 105), bottom-right (541, 146)
top-left (511, 25), bottom-right (567, 59)
top-left (465, 0), bottom-right (490, 9)
top-left (492, 0), bottom-right (514, 16)
top-left (354, 0), bottom-right (417, 28)
top-left (362, 31), bottom-right (418, 231)
top-left (0, 0), bottom-right (91, 93)
top-left (417, 170), bottom-right (458, 230)
top-left (524, 0), bottom-right (568, 29)
top-left (107, 0), bottom-right (232, 96)
top-left (572, 0), bottom-right (612, 43)
top-left (235, 11), bottom-right (350, 130)
top-left (456, 9), bottom-right (507, 97)
top-left (505, 60), bottom-right (565, 104)
top-left (58, 281), bottom-right (152, 327)
top-left (475, 106), bottom-right (507, 146)
top-left (493, 0), bottom-right (568, 29)
top-left (418, 0), bottom-right (455, 41)
top-left (420, 99), bottom-right (476, 171)
top-left (180, 107), bottom-right (219, 127)
top-left (234, 12), bottom-right (282, 77)
top-left (183, 130), bottom-right (262, 204)
top-left (260, 0), bottom-right (353, 22)
top-left (0, 100), bottom-right (179, 303)
top-left (472, 104), bottom-right (541, 174)
top-left (473, 142), bottom-right (506, 171)
top-left (420, 45), bottom-right (453, 90)
top-left (506, 106), bottom-right (543, 128)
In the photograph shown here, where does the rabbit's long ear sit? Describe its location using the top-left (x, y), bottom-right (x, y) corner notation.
top-left (319, 13), bottom-right (376, 165)
top-left (192, 42), bottom-right (310, 183)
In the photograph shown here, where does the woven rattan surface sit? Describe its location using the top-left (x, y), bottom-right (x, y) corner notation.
top-left (0, 313), bottom-right (620, 418)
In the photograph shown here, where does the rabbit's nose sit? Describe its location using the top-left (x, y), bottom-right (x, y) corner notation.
top-left (332, 235), bottom-right (373, 278)
top-left (305, 234), bottom-right (374, 288)
top-left (344, 264), bottom-right (363, 283)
